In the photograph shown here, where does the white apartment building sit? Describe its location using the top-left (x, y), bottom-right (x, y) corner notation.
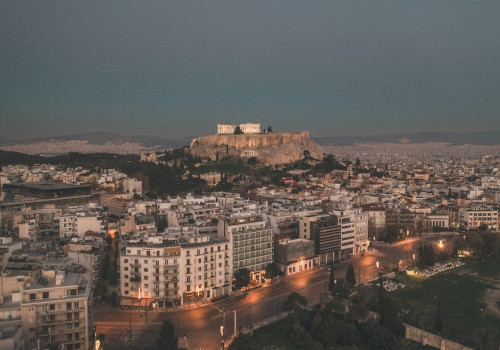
top-left (331, 207), bottom-right (369, 256)
top-left (180, 235), bottom-right (232, 302)
top-left (59, 213), bottom-right (103, 238)
top-left (122, 178), bottom-right (143, 195)
top-left (20, 271), bottom-right (92, 350)
top-left (119, 234), bottom-right (232, 307)
top-left (458, 208), bottom-right (498, 230)
top-left (218, 214), bottom-right (273, 281)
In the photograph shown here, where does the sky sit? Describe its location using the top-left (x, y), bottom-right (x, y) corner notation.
top-left (1, 1), bottom-right (500, 140)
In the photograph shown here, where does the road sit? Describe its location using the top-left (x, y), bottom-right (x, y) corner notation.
top-left (95, 238), bottom-right (437, 349)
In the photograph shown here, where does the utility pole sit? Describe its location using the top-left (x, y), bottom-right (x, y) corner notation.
top-left (233, 310), bottom-right (237, 338)
top-left (129, 314), bottom-right (132, 342)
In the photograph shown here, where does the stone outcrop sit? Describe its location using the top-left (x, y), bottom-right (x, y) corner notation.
top-left (190, 131), bottom-right (322, 165)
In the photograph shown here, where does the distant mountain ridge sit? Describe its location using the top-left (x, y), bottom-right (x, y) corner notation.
top-left (314, 130), bottom-right (500, 146)
top-left (0, 132), bottom-right (187, 149)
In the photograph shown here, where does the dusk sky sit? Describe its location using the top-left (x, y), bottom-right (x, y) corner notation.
top-left (1, 1), bottom-right (500, 140)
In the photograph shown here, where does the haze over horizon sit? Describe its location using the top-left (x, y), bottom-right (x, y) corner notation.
top-left (1, 1), bottom-right (500, 140)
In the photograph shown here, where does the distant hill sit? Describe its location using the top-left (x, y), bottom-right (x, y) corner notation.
top-left (314, 130), bottom-right (500, 146)
top-left (0, 132), bottom-right (186, 148)
top-left (0, 132), bottom-right (188, 155)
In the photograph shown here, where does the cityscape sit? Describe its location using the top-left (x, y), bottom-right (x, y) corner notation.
top-left (1, 2), bottom-right (500, 350)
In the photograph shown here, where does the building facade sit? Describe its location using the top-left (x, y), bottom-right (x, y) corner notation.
top-left (20, 271), bottom-right (92, 350)
top-left (218, 214), bottom-right (273, 281)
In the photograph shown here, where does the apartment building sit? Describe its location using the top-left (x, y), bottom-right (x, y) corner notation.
top-left (330, 207), bottom-right (369, 256)
top-left (458, 208), bottom-right (498, 230)
top-left (120, 237), bottom-right (181, 307)
top-left (300, 215), bottom-right (341, 263)
top-left (20, 271), bottom-right (92, 350)
top-left (181, 235), bottom-right (232, 302)
top-left (119, 234), bottom-right (232, 307)
top-left (218, 214), bottom-right (273, 281)
top-left (59, 213), bottom-right (104, 238)
top-left (0, 275), bottom-right (27, 350)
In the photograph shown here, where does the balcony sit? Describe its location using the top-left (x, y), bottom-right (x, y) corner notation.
top-left (131, 263), bottom-right (141, 268)
top-left (130, 276), bottom-right (141, 283)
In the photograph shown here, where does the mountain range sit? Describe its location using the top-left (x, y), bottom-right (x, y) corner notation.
top-left (0, 132), bottom-right (187, 149)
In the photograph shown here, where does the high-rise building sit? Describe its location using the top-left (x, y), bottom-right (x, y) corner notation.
top-left (300, 215), bottom-right (341, 263)
top-left (218, 214), bottom-right (273, 281)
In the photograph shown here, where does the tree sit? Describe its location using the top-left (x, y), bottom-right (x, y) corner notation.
top-left (267, 126), bottom-right (272, 132)
top-left (331, 279), bottom-right (351, 300)
top-left (156, 319), bottom-right (178, 350)
top-left (479, 223), bottom-right (488, 231)
top-left (234, 126), bottom-right (243, 134)
top-left (418, 244), bottom-right (436, 267)
top-left (233, 268), bottom-right (251, 290)
top-left (264, 262), bottom-right (281, 280)
top-left (355, 157), bottom-right (361, 167)
top-left (282, 291), bottom-right (308, 316)
top-left (345, 264), bottom-right (356, 286)
top-left (110, 291), bottom-right (118, 308)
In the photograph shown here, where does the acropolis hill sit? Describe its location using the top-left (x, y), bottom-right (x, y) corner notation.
top-left (190, 129), bottom-right (322, 165)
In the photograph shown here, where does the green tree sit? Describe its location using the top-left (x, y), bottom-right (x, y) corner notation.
top-left (234, 126), bottom-right (243, 134)
top-left (418, 244), bottom-right (436, 267)
top-left (264, 263), bottom-right (281, 280)
top-left (345, 264), bottom-right (356, 286)
top-left (156, 319), bottom-right (178, 350)
top-left (479, 223), bottom-right (488, 231)
top-left (282, 291), bottom-right (308, 316)
top-left (331, 279), bottom-right (352, 300)
top-left (233, 268), bottom-right (251, 290)
top-left (267, 126), bottom-right (272, 132)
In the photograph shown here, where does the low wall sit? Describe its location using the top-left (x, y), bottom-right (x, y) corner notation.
top-left (404, 324), bottom-right (473, 350)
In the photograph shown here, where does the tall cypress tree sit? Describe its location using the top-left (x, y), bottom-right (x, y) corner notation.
top-left (345, 264), bottom-right (356, 286)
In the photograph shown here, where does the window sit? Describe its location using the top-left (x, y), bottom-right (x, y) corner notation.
top-left (124, 259), bottom-right (128, 263)
top-left (124, 267), bottom-right (129, 271)
top-left (29, 293), bottom-right (36, 301)
top-left (43, 292), bottom-right (49, 299)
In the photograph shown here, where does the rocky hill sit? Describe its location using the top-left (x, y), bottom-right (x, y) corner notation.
top-left (190, 131), bottom-right (322, 165)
